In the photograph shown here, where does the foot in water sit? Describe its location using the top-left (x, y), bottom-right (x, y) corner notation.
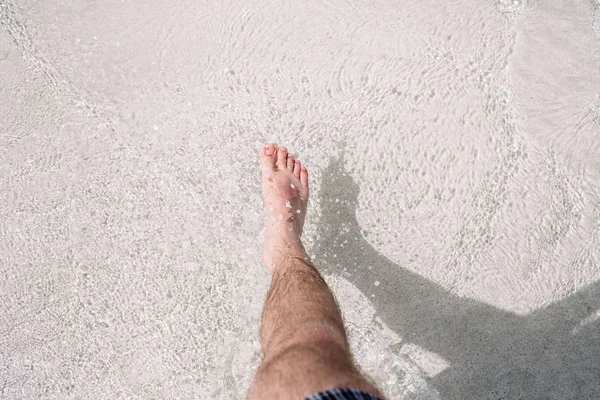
top-left (259, 143), bottom-right (310, 272)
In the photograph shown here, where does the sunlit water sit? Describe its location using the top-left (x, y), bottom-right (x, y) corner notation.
top-left (1, 0), bottom-right (599, 398)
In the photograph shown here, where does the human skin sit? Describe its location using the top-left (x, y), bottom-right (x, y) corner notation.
top-left (249, 144), bottom-right (384, 400)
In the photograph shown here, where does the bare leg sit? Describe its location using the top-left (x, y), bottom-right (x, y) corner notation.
top-left (249, 144), bottom-right (384, 400)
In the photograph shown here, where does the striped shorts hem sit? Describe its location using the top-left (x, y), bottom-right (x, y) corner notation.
top-left (303, 388), bottom-right (382, 400)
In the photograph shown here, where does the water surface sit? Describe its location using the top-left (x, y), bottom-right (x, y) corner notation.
top-left (1, 0), bottom-right (599, 398)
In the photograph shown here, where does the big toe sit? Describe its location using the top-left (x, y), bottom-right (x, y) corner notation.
top-left (260, 144), bottom-right (277, 169)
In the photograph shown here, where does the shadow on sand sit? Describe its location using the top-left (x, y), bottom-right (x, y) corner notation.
top-left (312, 153), bottom-right (600, 399)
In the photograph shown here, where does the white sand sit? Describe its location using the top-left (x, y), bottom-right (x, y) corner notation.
top-left (1, 0), bottom-right (599, 398)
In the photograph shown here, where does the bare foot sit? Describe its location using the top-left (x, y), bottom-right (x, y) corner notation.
top-left (259, 143), bottom-right (310, 272)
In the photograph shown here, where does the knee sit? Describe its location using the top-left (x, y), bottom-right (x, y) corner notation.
top-left (249, 342), bottom-right (380, 400)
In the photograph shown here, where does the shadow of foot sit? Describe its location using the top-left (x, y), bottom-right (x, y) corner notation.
top-left (311, 151), bottom-right (600, 399)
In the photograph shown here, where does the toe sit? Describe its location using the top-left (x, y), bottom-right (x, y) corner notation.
top-left (276, 146), bottom-right (288, 169)
top-left (287, 154), bottom-right (295, 170)
top-left (293, 160), bottom-right (301, 178)
top-left (300, 166), bottom-right (309, 189)
top-left (260, 143), bottom-right (277, 169)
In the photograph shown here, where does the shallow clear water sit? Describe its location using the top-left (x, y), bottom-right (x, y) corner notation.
top-left (1, 0), bottom-right (599, 398)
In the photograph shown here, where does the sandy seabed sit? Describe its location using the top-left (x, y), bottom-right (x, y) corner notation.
top-left (1, 0), bottom-right (600, 398)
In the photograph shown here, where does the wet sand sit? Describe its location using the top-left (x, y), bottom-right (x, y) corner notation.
top-left (1, 0), bottom-right (599, 398)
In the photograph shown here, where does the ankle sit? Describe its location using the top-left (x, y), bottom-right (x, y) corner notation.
top-left (269, 244), bottom-right (310, 272)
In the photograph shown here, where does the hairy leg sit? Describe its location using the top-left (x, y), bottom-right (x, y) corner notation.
top-left (250, 144), bottom-right (383, 400)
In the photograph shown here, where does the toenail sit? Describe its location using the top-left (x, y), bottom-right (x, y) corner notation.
top-left (280, 147), bottom-right (287, 151)
top-left (266, 148), bottom-right (274, 155)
